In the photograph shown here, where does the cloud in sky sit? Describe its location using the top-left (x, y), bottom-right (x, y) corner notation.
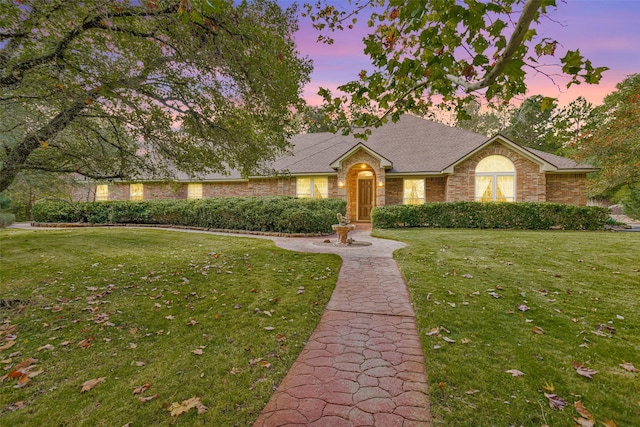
top-left (292, 0), bottom-right (640, 107)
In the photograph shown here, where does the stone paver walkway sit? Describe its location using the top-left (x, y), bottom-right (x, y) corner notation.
top-left (254, 225), bottom-right (432, 426)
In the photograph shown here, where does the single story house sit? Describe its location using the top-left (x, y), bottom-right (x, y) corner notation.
top-left (74, 115), bottom-right (597, 222)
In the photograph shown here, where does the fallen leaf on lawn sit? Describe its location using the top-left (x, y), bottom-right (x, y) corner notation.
top-left (0, 341), bottom-right (16, 351)
top-left (259, 360), bottom-right (271, 369)
top-left (187, 319), bottom-right (198, 326)
top-left (447, 302), bottom-right (456, 308)
top-left (6, 400), bottom-right (25, 411)
top-left (60, 341), bottom-right (71, 346)
top-left (168, 396), bottom-right (208, 416)
top-left (192, 348), bottom-right (204, 355)
top-left (81, 377), bottom-right (105, 392)
top-left (506, 369), bottom-right (524, 377)
top-left (489, 292), bottom-right (502, 299)
top-left (165, 315), bottom-right (175, 320)
top-left (129, 328), bottom-right (138, 335)
top-left (276, 334), bottom-right (287, 342)
top-left (544, 392), bottom-right (566, 410)
top-left (462, 274), bottom-right (473, 279)
top-left (129, 343), bottom-right (138, 349)
top-left (27, 367), bottom-right (44, 378)
top-left (16, 374), bottom-right (30, 387)
top-left (461, 338), bottom-right (470, 344)
top-left (470, 291), bottom-right (480, 296)
top-left (442, 336), bottom-right (456, 343)
top-left (517, 305), bottom-right (529, 312)
top-left (15, 358), bottom-right (37, 370)
top-left (38, 344), bottom-right (54, 351)
top-left (249, 358), bottom-right (262, 366)
top-left (574, 417), bottom-right (595, 427)
top-left (542, 382), bottom-right (555, 392)
top-left (51, 305), bottom-right (62, 312)
top-left (619, 362), bottom-right (639, 373)
top-left (134, 361), bottom-right (145, 367)
top-left (425, 327), bottom-right (440, 336)
top-left (133, 383), bottom-right (151, 395)
top-left (465, 389), bottom-right (480, 394)
top-left (575, 400), bottom-right (594, 419)
top-left (249, 378), bottom-right (268, 390)
top-left (78, 338), bottom-right (92, 349)
top-left (532, 326), bottom-right (545, 335)
top-left (138, 394), bottom-right (159, 403)
top-left (264, 327), bottom-right (274, 331)
top-left (573, 363), bottom-right (598, 379)
top-left (601, 421), bottom-right (618, 427)
top-left (230, 367), bottom-right (240, 375)
top-left (262, 310), bottom-right (272, 317)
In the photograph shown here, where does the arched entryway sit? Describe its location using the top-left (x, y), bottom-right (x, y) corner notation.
top-left (346, 163), bottom-right (376, 222)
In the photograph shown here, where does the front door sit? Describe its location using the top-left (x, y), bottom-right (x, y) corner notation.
top-left (357, 179), bottom-right (374, 221)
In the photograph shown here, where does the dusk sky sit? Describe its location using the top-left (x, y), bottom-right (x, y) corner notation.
top-left (286, 0), bottom-right (640, 109)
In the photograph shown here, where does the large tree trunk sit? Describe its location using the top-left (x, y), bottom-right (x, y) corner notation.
top-left (0, 98), bottom-right (91, 193)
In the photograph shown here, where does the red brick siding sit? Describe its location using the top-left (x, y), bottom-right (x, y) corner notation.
top-left (546, 174), bottom-right (587, 205)
top-left (385, 178), bottom-right (403, 205)
top-left (446, 141), bottom-right (545, 202)
top-left (425, 177), bottom-right (447, 202)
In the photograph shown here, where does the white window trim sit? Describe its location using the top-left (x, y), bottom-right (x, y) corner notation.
top-left (474, 156), bottom-right (516, 202)
top-left (95, 184), bottom-right (109, 202)
top-left (296, 177), bottom-right (328, 199)
top-left (130, 183), bottom-right (144, 201)
top-left (187, 183), bottom-right (203, 199)
top-left (403, 178), bottom-right (425, 205)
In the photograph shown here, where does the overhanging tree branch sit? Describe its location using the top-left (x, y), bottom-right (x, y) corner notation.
top-left (445, 0), bottom-right (542, 92)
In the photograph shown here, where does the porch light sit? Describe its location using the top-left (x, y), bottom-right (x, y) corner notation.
top-left (338, 180), bottom-right (345, 188)
top-left (378, 181), bottom-right (384, 187)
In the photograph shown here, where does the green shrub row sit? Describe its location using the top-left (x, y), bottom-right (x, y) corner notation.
top-left (32, 197), bottom-right (347, 234)
top-left (372, 201), bottom-right (610, 230)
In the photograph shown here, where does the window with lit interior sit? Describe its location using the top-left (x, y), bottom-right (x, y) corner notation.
top-left (95, 184), bottom-right (108, 201)
top-left (403, 178), bottom-right (425, 205)
top-left (130, 183), bottom-right (144, 201)
top-left (474, 155), bottom-right (515, 202)
top-left (296, 177), bottom-right (328, 199)
top-left (187, 183), bottom-right (203, 199)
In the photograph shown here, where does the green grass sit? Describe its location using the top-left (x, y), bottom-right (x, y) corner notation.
top-left (374, 228), bottom-right (640, 426)
top-left (0, 228), bottom-right (340, 426)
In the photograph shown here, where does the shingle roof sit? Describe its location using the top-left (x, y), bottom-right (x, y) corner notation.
top-left (186, 114), bottom-right (595, 180)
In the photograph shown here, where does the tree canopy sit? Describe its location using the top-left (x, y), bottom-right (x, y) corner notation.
top-left (577, 74), bottom-right (640, 195)
top-left (0, 0), bottom-right (312, 192)
top-left (305, 0), bottom-right (607, 136)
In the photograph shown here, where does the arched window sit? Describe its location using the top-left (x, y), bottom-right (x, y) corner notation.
top-left (475, 155), bottom-right (515, 202)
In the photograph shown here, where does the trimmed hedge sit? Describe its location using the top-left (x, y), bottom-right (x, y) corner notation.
top-left (372, 201), bottom-right (610, 230)
top-left (32, 197), bottom-right (347, 234)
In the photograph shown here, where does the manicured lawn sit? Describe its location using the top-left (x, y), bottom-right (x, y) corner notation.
top-left (374, 228), bottom-right (640, 426)
top-left (0, 228), bottom-right (340, 426)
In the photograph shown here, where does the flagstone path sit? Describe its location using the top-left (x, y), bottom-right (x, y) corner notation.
top-left (253, 225), bottom-right (432, 426)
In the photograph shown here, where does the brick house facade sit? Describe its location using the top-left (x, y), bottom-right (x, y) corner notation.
top-left (73, 115), bottom-right (595, 221)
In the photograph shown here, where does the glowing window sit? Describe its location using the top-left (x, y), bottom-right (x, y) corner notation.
top-left (130, 183), bottom-right (144, 201)
top-left (475, 155), bottom-right (515, 202)
top-left (403, 179), bottom-right (425, 205)
top-left (95, 184), bottom-right (108, 201)
top-left (296, 177), bottom-right (328, 199)
top-left (187, 183), bottom-right (203, 199)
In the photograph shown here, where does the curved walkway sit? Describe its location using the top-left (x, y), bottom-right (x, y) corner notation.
top-left (8, 223), bottom-right (432, 425)
top-left (254, 225), bottom-right (432, 426)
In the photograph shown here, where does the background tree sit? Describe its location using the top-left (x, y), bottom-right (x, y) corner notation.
top-left (0, 0), bottom-right (312, 193)
top-left (455, 101), bottom-right (512, 137)
top-left (500, 95), bottom-right (560, 152)
top-left (576, 74), bottom-right (640, 218)
top-left (305, 0), bottom-right (607, 136)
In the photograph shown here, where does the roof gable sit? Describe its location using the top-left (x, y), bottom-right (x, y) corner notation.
top-left (329, 143), bottom-right (393, 170)
top-left (441, 134), bottom-right (597, 173)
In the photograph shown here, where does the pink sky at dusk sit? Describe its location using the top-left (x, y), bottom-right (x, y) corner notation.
top-left (287, 0), bottom-right (640, 108)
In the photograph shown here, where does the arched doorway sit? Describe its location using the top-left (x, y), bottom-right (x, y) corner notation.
top-left (354, 168), bottom-right (375, 221)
